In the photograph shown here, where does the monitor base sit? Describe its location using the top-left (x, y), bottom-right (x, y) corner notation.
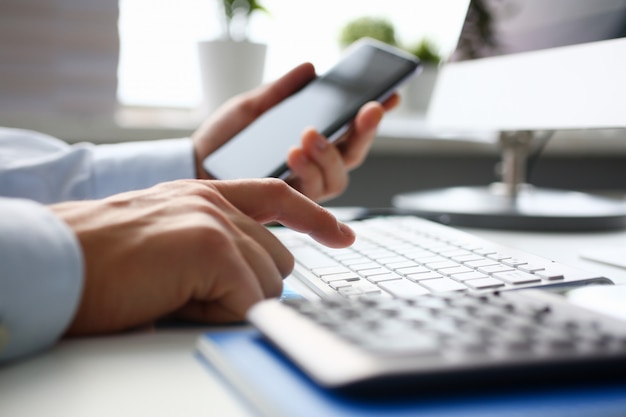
top-left (392, 184), bottom-right (626, 231)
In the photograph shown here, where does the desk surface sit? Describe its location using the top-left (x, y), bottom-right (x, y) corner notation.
top-left (1, 226), bottom-right (626, 417)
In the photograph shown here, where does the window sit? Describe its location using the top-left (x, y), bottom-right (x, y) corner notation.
top-left (118, 0), bottom-right (468, 108)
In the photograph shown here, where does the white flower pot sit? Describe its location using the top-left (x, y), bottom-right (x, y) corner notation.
top-left (197, 39), bottom-right (267, 116)
top-left (398, 64), bottom-right (440, 114)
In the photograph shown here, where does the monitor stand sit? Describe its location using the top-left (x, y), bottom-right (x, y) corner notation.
top-left (392, 131), bottom-right (626, 231)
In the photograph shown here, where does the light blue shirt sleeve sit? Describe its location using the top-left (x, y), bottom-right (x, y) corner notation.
top-left (0, 126), bottom-right (197, 361)
top-left (0, 197), bottom-right (83, 362)
top-left (0, 127), bottom-right (196, 204)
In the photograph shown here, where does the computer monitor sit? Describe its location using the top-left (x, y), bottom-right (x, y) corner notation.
top-left (393, 0), bottom-right (626, 230)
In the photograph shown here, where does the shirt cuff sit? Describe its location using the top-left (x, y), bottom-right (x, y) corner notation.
top-left (91, 138), bottom-right (196, 199)
top-left (0, 198), bottom-right (83, 362)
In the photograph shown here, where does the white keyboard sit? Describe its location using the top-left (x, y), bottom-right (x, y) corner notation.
top-left (273, 216), bottom-right (612, 299)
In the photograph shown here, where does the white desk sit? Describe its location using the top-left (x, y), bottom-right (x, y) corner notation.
top-left (1, 227), bottom-right (626, 417)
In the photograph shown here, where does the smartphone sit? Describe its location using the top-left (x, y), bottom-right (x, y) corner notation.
top-left (202, 38), bottom-right (421, 180)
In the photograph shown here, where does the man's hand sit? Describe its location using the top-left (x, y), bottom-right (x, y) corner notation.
top-left (286, 96), bottom-right (398, 202)
top-left (192, 63), bottom-right (398, 203)
top-left (50, 178), bottom-right (354, 335)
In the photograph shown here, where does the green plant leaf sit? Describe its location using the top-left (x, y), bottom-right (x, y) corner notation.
top-left (339, 16), bottom-right (397, 48)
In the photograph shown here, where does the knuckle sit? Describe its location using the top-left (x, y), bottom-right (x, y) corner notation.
top-left (192, 221), bottom-right (233, 249)
top-left (245, 179), bottom-right (293, 207)
top-left (261, 177), bottom-right (293, 198)
top-left (183, 196), bottom-right (220, 218)
top-left (184, 184), bottom-right (230, 212)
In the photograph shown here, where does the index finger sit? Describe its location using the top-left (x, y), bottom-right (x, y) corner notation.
top-left (211, 178), bottom-right (355, 248)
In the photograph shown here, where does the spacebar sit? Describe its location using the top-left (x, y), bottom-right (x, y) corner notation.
top-left (290, 246), bottom-right (342, 270)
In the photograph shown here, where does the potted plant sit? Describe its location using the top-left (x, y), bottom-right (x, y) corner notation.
top-left (218, 0), bottom-right (268, 41)
top-left (403, 38), bottom-right (443, 113)
top-left (197, 0), bottom-right (269, 116)
top-left (338, 17), bottom-right (443, 114)
top-left (338, 17), bottom-right (398, 49)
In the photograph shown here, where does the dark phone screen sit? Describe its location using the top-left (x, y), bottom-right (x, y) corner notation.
top-left (202, 41), bottom-right (420, 180)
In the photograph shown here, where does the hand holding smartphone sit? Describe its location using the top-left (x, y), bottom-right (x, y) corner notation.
top-left (202, 38), bottom-right (421, 180)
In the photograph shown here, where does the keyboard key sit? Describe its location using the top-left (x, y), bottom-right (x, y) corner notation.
top-left (501, 258), bottom-right (528, 267)
top-left (329, 280), bottom-right (356, 290)
top-left (337, 287), bottom-right (363, 296)
top-left (353, 281), bottom-right (383, 295)
top-left (478, 264), bottom-right (516, 275)
top-left (419, 278), bottom-right (467, 293)
top-left (351, 262), bottom-right (386, 272)
top-left (325, 247), bottom-right (357, 257)
top-left (379, 256), bottom-right (413, 266)
top-left (487, 252), bottom-right (512, 261)
top-left (450, 271), bottom-right (490, 281)
top-left (464, 259), bottom-right (500, 268)
top-left (452, 254), bottom-right (486, 263)
top-left (292, 246), bottom-right (338, 269)
top-left (535, 268), bottom-right (565, 281)
top-left (493, 271), bottom-right (541, 285)
top-left (312, 265), bottom-right (351, 276)
top-left (341, 256), bottom-right (372, 266)
top-left (386, 260), bottom-right (421, 270)
top-left (333, 252), bottom-right (365, 261)
top-left (474, 247), bottom-right (498, 256)
top-left (397, 248), bottom-right (433, 259)
top-left (395, 265), bottom-right (431, 275)
top-left (366, 273), bottom-right (402, 283)
top-left (406, 271), bottom-right (445, 282)
top-left (378, 279), bottom-right (430, 297)
top-left (431, 245), bottom-right (462, 255)
top-left (359, 267), bottom-right (395, 277)
top-left (465, 277), bottom-right (506, 290)
top-left (440, 249), bottom-right (474, 258)
top-left (457, 242), bottom-right (484, 251)
top-left (412, 255), bottom-right (447, 264)
top-left (518, 264), bottom-right (546, 273)
top-left (423, 260), bottom-right (459, 270)
top-left (438, 265), bottom-right (474, 276)
top-left (319, 272), bottom-right (361, 283)
top-left (359, 248), bottom-right (396, 259)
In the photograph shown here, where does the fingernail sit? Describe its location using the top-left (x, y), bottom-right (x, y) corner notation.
top-left (339, 222), bottom-right (355, 238)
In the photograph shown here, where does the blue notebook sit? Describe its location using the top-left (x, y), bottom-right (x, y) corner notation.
top-left (196, 329), bottom-right (626, 417)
